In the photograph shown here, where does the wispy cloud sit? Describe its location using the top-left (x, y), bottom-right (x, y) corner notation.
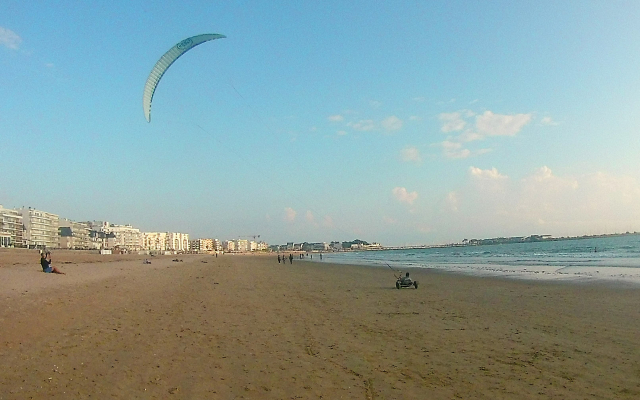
top-left (476, 111), bottom-right (531, 137)
top-left (446, 192), bottom-right (459, 211)
top-left (439, 141), bottom-right (471, 159)
top-left (348, 119), bottom-right (375, 132)
top-left (433, 109), bottom-right (532, 160)
top-left (469, 166), bottom-right (508, 179)
top-left (540, 116), bottom-right (559, 126)
top-left (383, 216), bottom-right (397, 224)
top-left (400, 146), bottom-right (421, 163)
top-left (0, 27), bottom-right (22, 50)
top-left (284, 207), bottom-right (297, 222)
top-left (381, 115), bottom-right (403, 132)
top-left (392, 187), bottom-right (418, 205)
top-left (305, 210), bottom-right (315, 223)
top-left (442, 166), bottom-right (640, 237)
top-left (439, 112), bottom-right (466, 133)
top-left (328, 114), bottom-right (344, 122)
top-left (322, 215), bottom-right (334, 228)
top-left (337, 130), bottom-right (348, 136)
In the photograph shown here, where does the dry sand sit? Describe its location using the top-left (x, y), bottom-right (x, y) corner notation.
top-left (1, 249), bottom-right (640, 399)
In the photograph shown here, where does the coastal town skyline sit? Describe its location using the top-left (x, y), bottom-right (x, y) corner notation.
top-left (2, 2), bottom-right (640, 246)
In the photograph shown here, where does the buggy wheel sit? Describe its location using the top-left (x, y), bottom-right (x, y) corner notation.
top-left (396, 281), bottom-right (400, 289)
top-left (413, 281), bottom-right (419, 289)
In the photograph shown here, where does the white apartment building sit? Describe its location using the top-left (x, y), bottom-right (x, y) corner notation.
top-left (101, 222), bottom-right (142, 251)
top-left (191, 238), bottom-right (214, 253)
top-left (0, 205), bottom-right (23, 247)
top-left (141, 232), bottom-right (168, 251)
top-left (213, 239), bottom-right (222, 252)
top-left (236, 239), bottom-right (248, 252)
top-left (58, 219), bottom-right (91, 249)
top-left (223, 240), bottom-right (235, 252)
top-left (167, 232), bottom-right (189, 252)
top-left (20, 207), bottom-right (59, 249)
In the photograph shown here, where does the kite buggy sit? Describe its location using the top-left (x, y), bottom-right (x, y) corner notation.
top-left (396, 272), bottom-right (419, 289)
top-left (386, 263), bottom-right (418, 289)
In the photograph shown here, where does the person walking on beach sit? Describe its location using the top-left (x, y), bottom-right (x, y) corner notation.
top-left (40, 252), bottom-right (65, 274)
top-left (289, 253), bottom-right (293, 264)
top-left (277, 254), bottom-right (281, 263)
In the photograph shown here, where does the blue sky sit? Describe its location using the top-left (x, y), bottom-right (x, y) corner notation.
top-left (2, 1), bottom-right (640, 246)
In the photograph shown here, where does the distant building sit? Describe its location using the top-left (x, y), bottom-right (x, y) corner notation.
top-left (213, 239), bottom-right (222, 252)
top-left (302, 242), bottom-right (329, 252)
top-left (0, 205), bottom-right (23, 247)
top-left (190, 238), bottom-right (214, 253)
top-left (167, 232), bottom-right (189, 252)
top-left (90, 230), bottom-right (116, 250)
top-left (100, 222), bottom-right (142, 251)
top-left (58, 219), bottom-right (91, 249)
top-left (223, 240), bottom-right (236, 252)
top-left (141, 232), bottom-right (168, 251)
top-left (236, 239), bottom-right (248, 252)
top-left (20, 207), bottom-right (59, 249)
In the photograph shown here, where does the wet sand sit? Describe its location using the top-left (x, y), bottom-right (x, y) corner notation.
top-left (1, 249), bottom-right (640, 399)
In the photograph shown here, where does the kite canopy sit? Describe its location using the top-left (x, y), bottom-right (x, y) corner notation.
top-left (143, 33), bottom-right (226, 122)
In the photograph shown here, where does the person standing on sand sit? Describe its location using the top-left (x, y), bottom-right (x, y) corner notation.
top-left (40, 252), bottom-right (65, 274)
top-left (289, 253), bottom-right (293, 264)
top-left (277, 255), bottom-right (281, 263)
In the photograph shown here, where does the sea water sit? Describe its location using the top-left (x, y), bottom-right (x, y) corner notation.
top-left (319, 235), bottom-right (640, 285)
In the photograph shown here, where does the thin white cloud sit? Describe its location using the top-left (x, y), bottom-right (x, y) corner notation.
top-left (409, 115), bottom-right (421, 121)
top-left (337, 130), bottom-right (347, 136)
top-left (381, 115), bottom-right (403, 132)
top-left (392, 187), bottom-right (418, 205)
top-left (348, 119), bottom-right (375, 131)
top-left (0, 27), bottom-right (21, 50)
top-left (383, 216), bottom-right (397, 224)
top-left (328, 115), bottom-right (344, 122)
top-left (322, 215), bottom-right (334, 228)
top-left (284, 207), bottom-right (297, 222)
top-left (440, 140), bottom-right (471, 159)
top-left (540, 116), bottom-right (559, 126)
top-left (439, 112), bottom-right (466, 133)
top-left (446, 192), bottom-right (459, 211)
top-left (476, 111), bottom-right (532, 137)
top-left (440, 166), bottom-right (640, 237)
top-left (456, 130), bottom-right (483, 142)
top-left (401, 146), bottom-right (421, 163)
top-left (469, 166), bottom-right (508, 179)
top-left (305, 210), bottom-right (315, 223)
top-left (370, 100), bottom-right (382, 109)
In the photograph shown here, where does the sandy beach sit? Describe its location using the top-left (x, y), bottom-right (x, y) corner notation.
top-left (1, 249), bottom-right (640, 399)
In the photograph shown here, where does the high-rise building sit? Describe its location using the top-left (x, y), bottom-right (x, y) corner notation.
top-left (0, 205), bottom-right (23, 247)
top-left (20, 207), bottom-right (59, 249)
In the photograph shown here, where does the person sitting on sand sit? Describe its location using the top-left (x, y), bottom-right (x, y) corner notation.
top-left (40, 252), bottom-right (65, 274)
